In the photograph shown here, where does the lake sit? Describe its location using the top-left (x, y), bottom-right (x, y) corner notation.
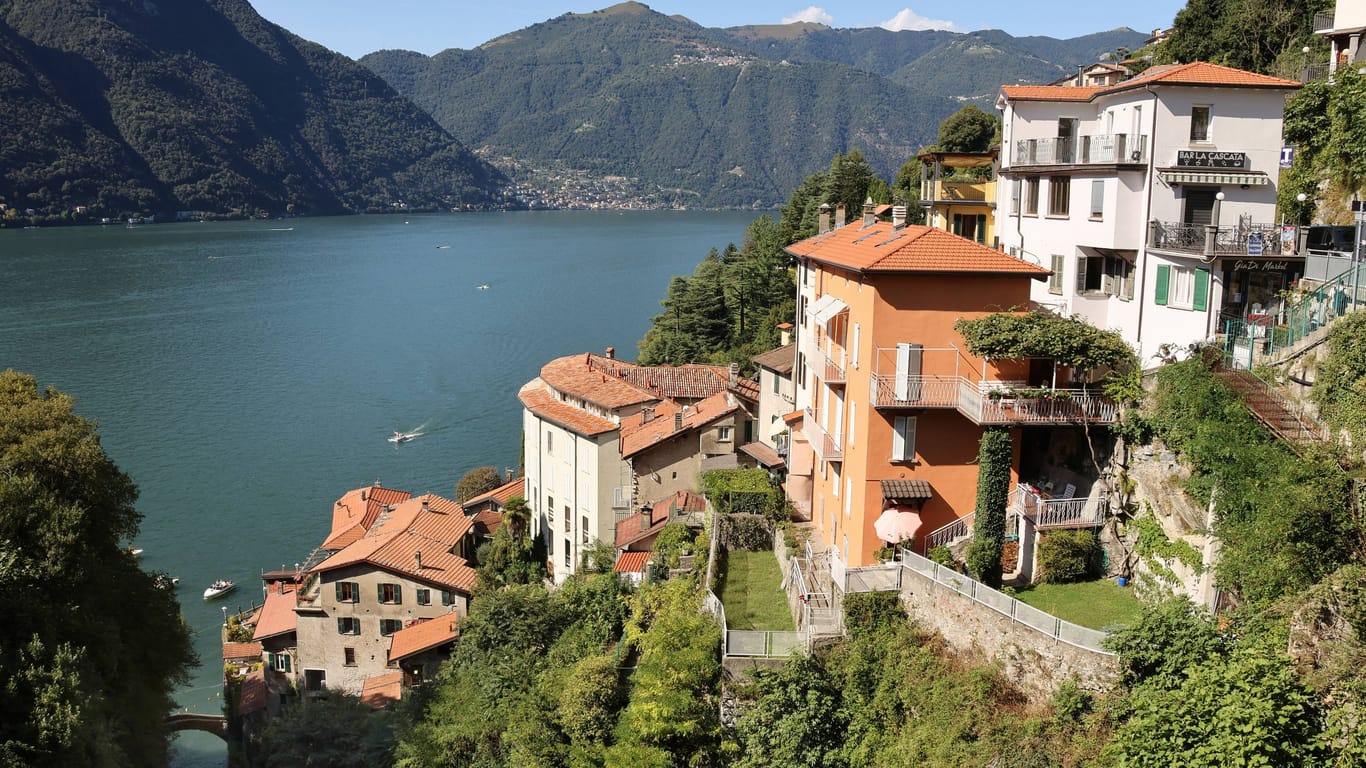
top-left (0, 209), bottom-right (758, 765)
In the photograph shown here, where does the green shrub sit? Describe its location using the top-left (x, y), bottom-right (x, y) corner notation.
top-left (927, 546), bottom-right (955, 567)
top-left (720, 513), bottom-right (772, 551)
top-left (966, 538), bottom-right (1002, 586)
top-left (843, 591), bottom-right (904, 637)
top-left (1037, 530), bottom-right (1100, 584)
top-left (702, 468), bottom-right (778, 516)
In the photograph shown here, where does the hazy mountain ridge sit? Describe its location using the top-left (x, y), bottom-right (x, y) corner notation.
top-left (0, 0), bottom-right (506, 221)
top-left (362, 2), bottom-right (1145, 207)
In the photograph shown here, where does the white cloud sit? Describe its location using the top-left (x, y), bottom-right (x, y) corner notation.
top-left (782, 6), bottom-right (835, 25)
top-left (879, 7), bottom-right (957, 32)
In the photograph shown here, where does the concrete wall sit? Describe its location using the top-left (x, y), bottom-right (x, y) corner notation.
top-left (898, 569), bottom-right (1120, 699)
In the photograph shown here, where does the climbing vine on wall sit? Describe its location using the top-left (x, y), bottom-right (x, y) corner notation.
top-left (954, 310), bottom-right (1136, 373)
top-left (967, 426), bottom-right (1012, 588)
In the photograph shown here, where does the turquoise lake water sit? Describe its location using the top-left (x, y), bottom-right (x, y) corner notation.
top-left (0, 209), bottom-right (758, 765)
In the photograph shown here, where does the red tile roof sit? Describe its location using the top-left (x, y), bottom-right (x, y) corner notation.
top-left (251, 583), bottom-right (297, 641)
top-left (223, 641), bottom-right (263, 662)
top-left (587, 354), bottom-right (737, 401)
top-left (323, 485), bottom-right (413, 550)
top-left (388, 616), bottom-right (460, 662)
top-left (541, 353), bottom-right (660, 409)
top-left (360, 671), bottom-right (403, 709)
top-left (730, 376), bottom-right (761, 403)
top-left (619, 391), bottom-right (741, 457)
top-left (519, 382), bottom-right (619, 437)
top-left (472, 509), bottom-right (502, 537)
top-left (786, 223), bottom-right (1049, 277)
top-left (1001, 61), bottom-right (1298, 104)
top-left (238, 669), bottom-right (267, 715)
top-left (752, 343), bottom-right (796, 374)
top-left (313, 494), bottom-right (478, 595)
top-left (614, 551), bottom-right (651, 573)
top-left (614, 490), bottom-right (706, 549)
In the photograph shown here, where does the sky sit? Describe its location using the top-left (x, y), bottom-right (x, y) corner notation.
top-left (247, 0), bottom-right (1191, 60)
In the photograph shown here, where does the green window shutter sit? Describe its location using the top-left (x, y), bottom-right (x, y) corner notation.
top-left (377, 583), bottom-right (384, 602)
top-left (268, 652), bottom-right (276, 667)
top-left (1075, 255), bottom-right (1088, 293)
top-left (283, 655), bottom-right (291, 673)
top-left (441, 590), bottom-right (451, 606)
top-left (1155, 264), bottom-right (1170, 305)
top-left (976, 215), bottom-right (986, 243)
top-left (394, 585), bottom-right (401, 605)
top-left (334, 583), bottom-right (342, 601)
top-left (1193, 268), bottom-right (1210, 311)
top-left (336, 618), bottom-right (345, 634)
top-left (952, 213), bottom-right (962, 235)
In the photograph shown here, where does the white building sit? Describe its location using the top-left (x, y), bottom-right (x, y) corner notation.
top-left (995, 61), bottom-right (1300, 363)
top-left (1316, 0), bottom-right (1366, 77)
top-left (520, 351), bottom-right (757, 582)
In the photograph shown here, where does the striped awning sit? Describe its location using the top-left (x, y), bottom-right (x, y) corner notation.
top-left (1159, 170), bottom-right (1270, 186)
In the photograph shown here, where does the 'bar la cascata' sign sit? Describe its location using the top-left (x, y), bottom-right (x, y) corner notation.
top-left (1177, 150), bottom-right (1248, 169)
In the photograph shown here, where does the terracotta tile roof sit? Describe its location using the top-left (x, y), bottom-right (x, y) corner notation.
top-left (472, 509), bottom-right (502, 538)
top-left (783, 409), bottom-right (804, 424)
top-left (739, 441), bottom-right (785, 469)
top-left (614, 490), bottom-right (706, 549)
top-left (1000, 85), bottom-right (1103, 101)
top-left (223, 641), bottom-right (262, 662)
top-left (787, 223), bottom-right (1049, 277)
top-left (388, 616), bottom-right (460, 662)
top-left (461, 477), bottom-right (524, 510)
top-left (313, 494), bottom-right (478, 595)
top-left (541, 353), bottom-right (659, 409)
top-left (752, 343), bottom-right (796, 374)
top-left (323, 485), bottom-right (413, 550)
top-left (880, 479), bottom-right (934, 500)
top-left (238, 669), bottom-right (267, 715)
top-left (360, 671), bottom-right (403, 709)
top-left (252, 583), bottom-right (297, 641)
top-left (519, 381), bottom-right (619, 437)
top-left (615, 551), bottom-right (651, 573)
top-left (619, 391), bottom-right (741, 457)
top-left (1002, 62), bottom-right (1298, 104)
top-left (729, 376), bottom-right (761, 403)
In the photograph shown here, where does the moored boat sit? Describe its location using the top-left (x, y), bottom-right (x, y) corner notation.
top-left (203, 579), bottom-right (236, 600)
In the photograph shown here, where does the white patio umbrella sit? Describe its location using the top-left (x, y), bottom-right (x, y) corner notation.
top-left (873, 506), bottom-right (922, 544)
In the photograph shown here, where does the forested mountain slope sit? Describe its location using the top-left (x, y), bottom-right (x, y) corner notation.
top-left (0, 0), bottom-right (505, 221)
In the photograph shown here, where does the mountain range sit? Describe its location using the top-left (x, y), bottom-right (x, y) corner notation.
top-left (0, 0), bottom-right (505, 222)
top-left (361, 2), bottom-right (1146, 208)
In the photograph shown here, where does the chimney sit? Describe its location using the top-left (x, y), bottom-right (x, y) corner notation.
top-left (639, 504), bottom-right (652, 532)
top-left (415, 551), bottom-right (423, 570)
top-left (862, 196), bottom-right (875, 226)
top-left (422, 498), bottom-right (429, 512)
top-left (505, 468), bottom-right (513, 481)
top-left (778, 322), bottom-right (793, 346)
top-left (674, 412), bottom-right (683, 431)
top-left (361, 489), bottom-right (367, 501)
top-left (892, 205), bottom-right (907, 228)
top-left (834, 203), bottom-right (846, 227)
top-left (642, 405), bottom-right (655, 423)
top-left (729, 362), bottom-right (739, 385)
top-left (605, 346), bottom-right (615, 359)
top-left (818, 203), bottom-right (831, 233)
top-left (1076, 64), bottom-right (1084, 86)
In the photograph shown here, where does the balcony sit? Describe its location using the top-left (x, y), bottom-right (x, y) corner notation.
top-left (1011, 134), bottom-right (1147, 167)
top-left (870, 374), bottom-right (1119, 425)
top-left (823, 350), bottom-right (847, 384)
top-left (803, 407), bottom-right (843, 462)
top-left (1313, 11), bottom-right (1334, 32)
top-left (1151, 220), bottom-right (1285, 257)
top-left (921, 179), bottom-right (993, 204)
top-left (1010, 484), bottom-right (1103, 528)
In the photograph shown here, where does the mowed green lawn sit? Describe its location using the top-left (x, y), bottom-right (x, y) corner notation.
top-left (1015, 579), bottom-right (1145, 630)
top-left (717, 550), bottom-right (795, 631)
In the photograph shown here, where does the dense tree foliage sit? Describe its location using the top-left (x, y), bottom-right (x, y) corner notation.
top-left (455, 466), bottom-right (503, 503)
top-left (0, 371), bottom-right (195, 767)
top-left (251, 694), bottom-right (397, 768)
top-left (1282, 68), bottom-right (1366, 223)
top-left (0, 0), bottom-right (504, 223)
top-left (1159, 0), bottom-right (1330, 77)
top-left (1312, 312), bottom-right (1366, 446)
top-left (935, 105), bottom-right (999, 153)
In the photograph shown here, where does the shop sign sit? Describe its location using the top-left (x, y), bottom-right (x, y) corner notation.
top-left (1176, 150), bottom-right (1248, 169)
top-left (1231, 260), bottom-right (1290, 272)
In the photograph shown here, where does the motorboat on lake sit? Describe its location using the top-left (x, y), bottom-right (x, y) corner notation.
top-left (388, 431), bottom-right (418, 443)
top-left (203, 579), bottom-right (236, 600)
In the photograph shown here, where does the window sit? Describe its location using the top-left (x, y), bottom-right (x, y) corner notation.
top-left (772, 372), bottom-right (781, 394)
top-left (1190, 105), bottom-right (1211, 143)
top-left (564, 541), bottom-right (571, 569)
top-left (547, 496), bottom-right (554, 525)
top-left (1010, 178), bottom-right (1021, 214)
top-left (343, 648), bottom-right (356, 666)
top-left (378, 583), bottom-right (402, 605)
top-left (1049, 255), bottom-right (1065, 294)
top-left (337, 617), bottom-right (360, 635)
top-left (1076, 253), bottom-right (1133, 298)
top-left (1090, 179), bottom-right (1104, 219)
top-left (832, 462), bottom-right (840, 497)
top-left (1024, 178), bottom-right (1040, 215)
top-left (717, 426), bottom-right (732, 442)
top-left (844, 476), bottom-right (853, 518)
top-left (564, 506), bottom-right (571, 533)
top-left (852, 323), bottom-right (860, 368)
top-left (847, 400), bottom-right (856, 447)
top-left (271, 652), bottom-right (292, 673)
top-left (892, 416), bottom-right (917, 462)
top-left (546, 430), bottom-right (553, 455)
top-left (581, 515), bottom-right (590, 543)
top-left (441, 590), bottom-right (454, 606)
top-left (1047, 176), bottom-right (1070, 217)
top-left (380, 619), bottom-right (403, 636)
top-left (335, 581), bottom-right (359, 603)
top-left (416, 588), bottom-right (431, 606)
top-left (1154, 264), bottom-right (1209, 311)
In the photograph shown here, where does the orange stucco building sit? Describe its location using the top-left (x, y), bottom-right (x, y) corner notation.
top-left (786, 203), bottom-right (1115, 569)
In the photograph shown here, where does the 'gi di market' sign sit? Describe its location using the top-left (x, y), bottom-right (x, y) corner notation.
top-left (1177, 150), bottom-right (1249, 169)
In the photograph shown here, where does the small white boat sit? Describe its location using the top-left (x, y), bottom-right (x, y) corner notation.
top-left (388, 430), bottom-right (421, 444)
top-left (155, 574), bottom-right (179, 589)
top-left (128, 547), bottom-right (144, 557)
top-left (477, 284), bottom-right (490, 290)
top-left (203, 579), bottom-right (236, 600)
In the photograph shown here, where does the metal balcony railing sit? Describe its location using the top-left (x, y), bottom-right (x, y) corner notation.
top-left (802, 407), bottom-right (842, 462)
top-left (1012, 134), bottom-right (1147, 167)
top-left (870, 374), bottom-right (1120, 425)
top-left (1151, 220), bottom-right (1285, 257)
top-left (920, 179), bottom-right (992, 203)
top-left (1313, 11), bottom-right (1335, 32)
top-left (823, 350), bottom-right (847, 384)
top-left (1010, 484), bottom-right (1103, 528)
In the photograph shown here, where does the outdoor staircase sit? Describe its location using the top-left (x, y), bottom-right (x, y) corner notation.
top-left (1216, 370), bottom-right (1327, 445)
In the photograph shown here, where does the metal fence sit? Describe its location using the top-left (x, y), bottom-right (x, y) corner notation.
top-left (1221, 262), bottom-right (1366, 369)
top-left (897, 548), bottom-right (1113, 654)
top-left (726, 629), bottom-right (807, 658)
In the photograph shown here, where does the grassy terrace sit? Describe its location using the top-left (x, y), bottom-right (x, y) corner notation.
top-left (1014, 579), bottom-right (1145, 631)
top-left (716, 549), bottom-right (795, 631)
